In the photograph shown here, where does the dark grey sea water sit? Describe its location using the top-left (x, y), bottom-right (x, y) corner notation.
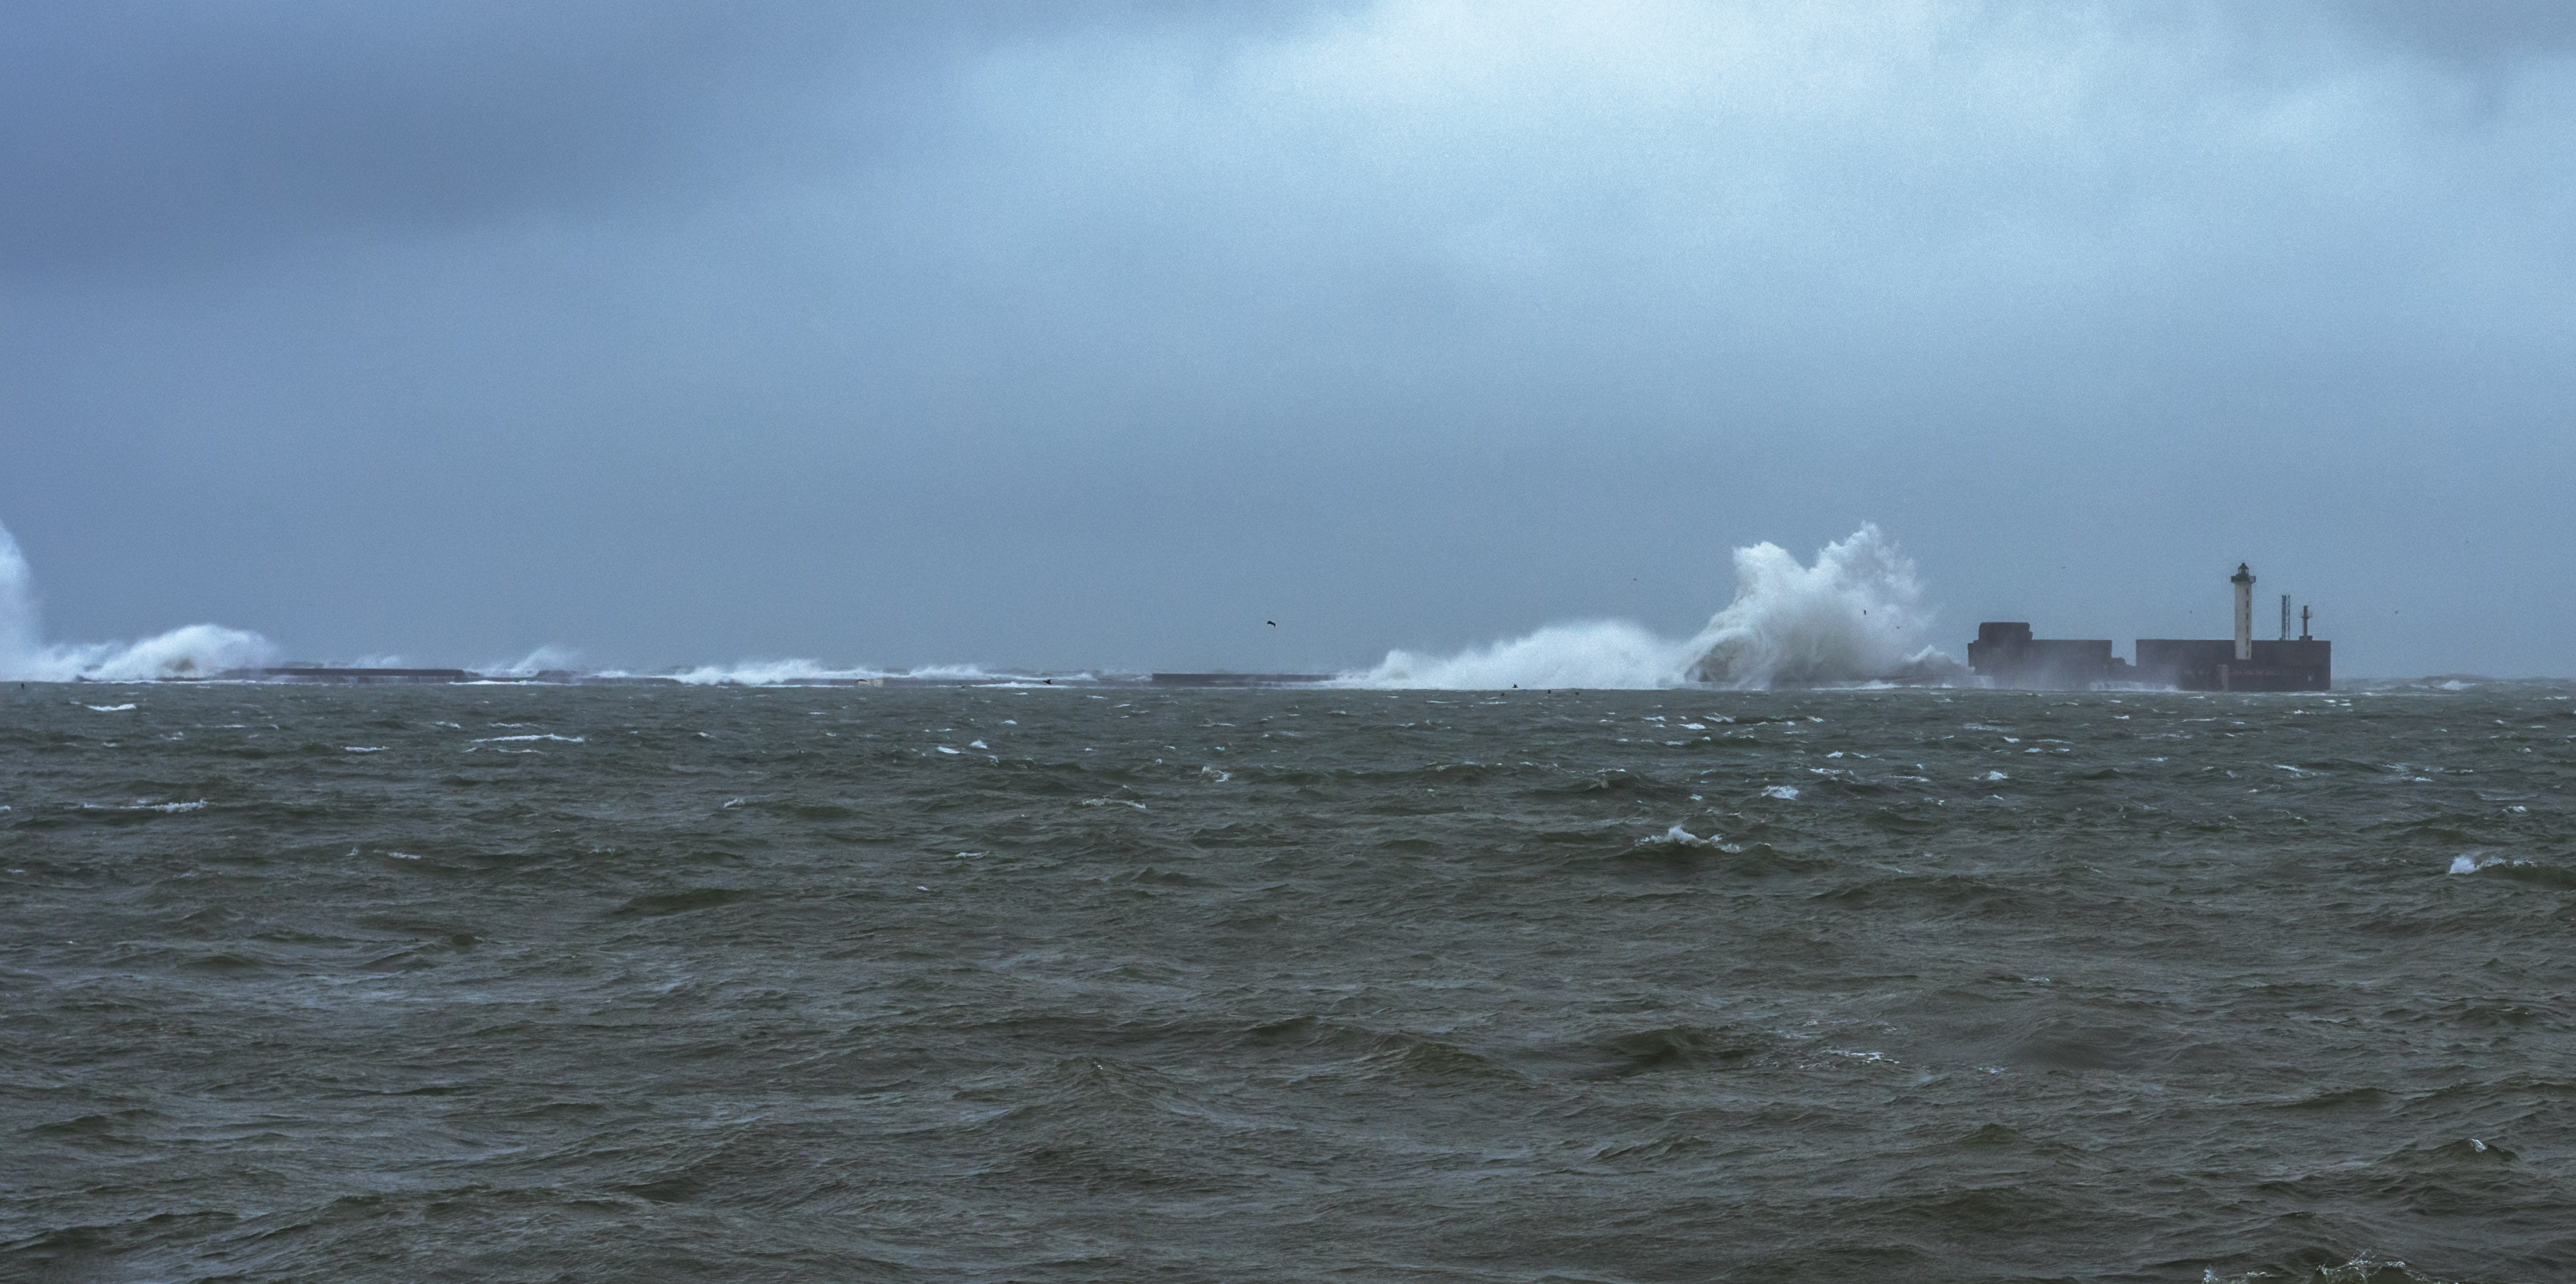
top-left (5, 681), bottom-right (2574, 1283)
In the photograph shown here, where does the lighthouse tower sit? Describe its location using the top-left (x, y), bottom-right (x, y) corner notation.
top-left (2231, 563), bottom-right (2255, 661)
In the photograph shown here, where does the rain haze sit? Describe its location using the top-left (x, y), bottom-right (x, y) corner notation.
top-left (4, 0), bottom-right (2572, 681)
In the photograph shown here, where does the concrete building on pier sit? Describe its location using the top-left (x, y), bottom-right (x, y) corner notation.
top-left (1970, 562), bottom-right (2330, 691)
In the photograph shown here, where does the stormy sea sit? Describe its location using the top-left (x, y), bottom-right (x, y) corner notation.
top-left (5, 678), bottom-right (2573, 1283)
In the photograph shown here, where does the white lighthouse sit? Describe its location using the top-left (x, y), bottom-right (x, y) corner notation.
top-left (2231, 563), bottom-right (2255, 661)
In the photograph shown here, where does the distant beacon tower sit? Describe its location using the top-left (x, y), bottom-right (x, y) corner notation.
top-left (2231, 563), bottom-right (2255, 660)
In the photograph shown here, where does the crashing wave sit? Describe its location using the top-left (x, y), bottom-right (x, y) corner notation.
top-left (1682, 524), bottom-right (1957, 686)
top-left (0, 521), bottom-right (276, 681)
top-left (1355, 524), bottom-right (1963, 690)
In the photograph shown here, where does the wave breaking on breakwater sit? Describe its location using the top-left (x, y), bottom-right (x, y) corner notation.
top-left (1356, 524), bottom-right (1963, 690)
top-left (2, 514), bottom-right (1960, 691)
top-left (0, 521), bottom-right (276, 682)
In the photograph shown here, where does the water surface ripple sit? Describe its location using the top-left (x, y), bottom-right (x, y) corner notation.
top-left (5, 684), bottom-right (2573, 1282)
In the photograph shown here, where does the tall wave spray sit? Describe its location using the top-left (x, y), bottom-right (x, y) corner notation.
top-left (1356, 525), bottom-right (1960, 690)
top-left (0, 521), bottom-right (276, 681)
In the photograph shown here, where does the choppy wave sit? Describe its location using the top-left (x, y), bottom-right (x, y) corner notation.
top-left (1356, 524), bottom-right (1963, 690)
top-left (0, 521), bottom-right (275, 681)
top-left (638, 661), bottom-right (1037, 686)
top-left (10, 681), bottom-right (2566, 1279)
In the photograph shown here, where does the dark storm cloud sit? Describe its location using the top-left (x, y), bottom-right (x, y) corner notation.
top-left (4, 0), bottom-right (2564, 278)
top-left (2322, 0), bottom-right (2576, 62)
top-left (0, 1), bottom-right (1342, 277)
top-left (2, 0), bottom-right (2560, 280)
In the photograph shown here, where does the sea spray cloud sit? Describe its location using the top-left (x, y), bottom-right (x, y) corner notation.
top-left (1685, 524), bottom-right (1951, 687)
top-left (0, 521), bottom-right (275, 681)
top-left (1361, 620), bottom-right (1695, 690)
top-left (0, 526), bottom-right (37, 665)
top-left (481, 645), bottom-right (584, 677)
top-left (1358, 524), bottom-right (1959, 689)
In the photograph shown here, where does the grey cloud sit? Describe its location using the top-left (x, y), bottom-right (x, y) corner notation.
top-left (2320, 0), bottom-right (2576, 62)
top-left (0, 1), bottom-right (1344, 279)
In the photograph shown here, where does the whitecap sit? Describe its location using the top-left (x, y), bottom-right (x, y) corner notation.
top-left (2448, 853), bottom-right (2539, 876)
top-left (659, 658), bottom-right (893, 685)
top-left (1634, 824), bottom-right (1727, 849)
top-left (1762, 785), bottom-right (1801, 800)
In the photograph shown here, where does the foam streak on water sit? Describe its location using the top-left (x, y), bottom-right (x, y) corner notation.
top-left (3, 682), bottom-right (2572, 1282)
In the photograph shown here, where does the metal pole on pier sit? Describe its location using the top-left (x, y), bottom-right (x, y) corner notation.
top-left (2232, 564), bottom-right (2255, 661)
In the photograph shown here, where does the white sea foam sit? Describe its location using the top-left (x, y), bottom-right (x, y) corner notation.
top-left (0, 521), bottom-right (276, 682)
top-left (1636, 824), bottom-right (1719, 849)
top-left (643, 658), bottom-right (1049, 685)
top-left (481, 645), bottom-right (582, 676)
top-left (1360, 620), bottom-right (1690, 691)
top-left (2449, 853), bottom-right (2532, 875)
top-left (1352, 525), bottom-right (1962, 690)
top-left (660, 658), bottom-right (884, 685)
top-left (84, 799), bottom-right (206, 813)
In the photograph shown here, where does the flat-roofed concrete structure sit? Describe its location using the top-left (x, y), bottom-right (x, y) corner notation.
top-left (2136, 562), bottom-right (2331, 690)
top-left (1971, 563), bottom-right (2331, 691)
top-left (1967, 623), bottom-right (2131, 689)
top-left (2134, 638), bottom-right (2330, 691)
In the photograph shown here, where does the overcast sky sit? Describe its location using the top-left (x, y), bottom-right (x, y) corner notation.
top-left (5, 0), bottom-right (2571, 676)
